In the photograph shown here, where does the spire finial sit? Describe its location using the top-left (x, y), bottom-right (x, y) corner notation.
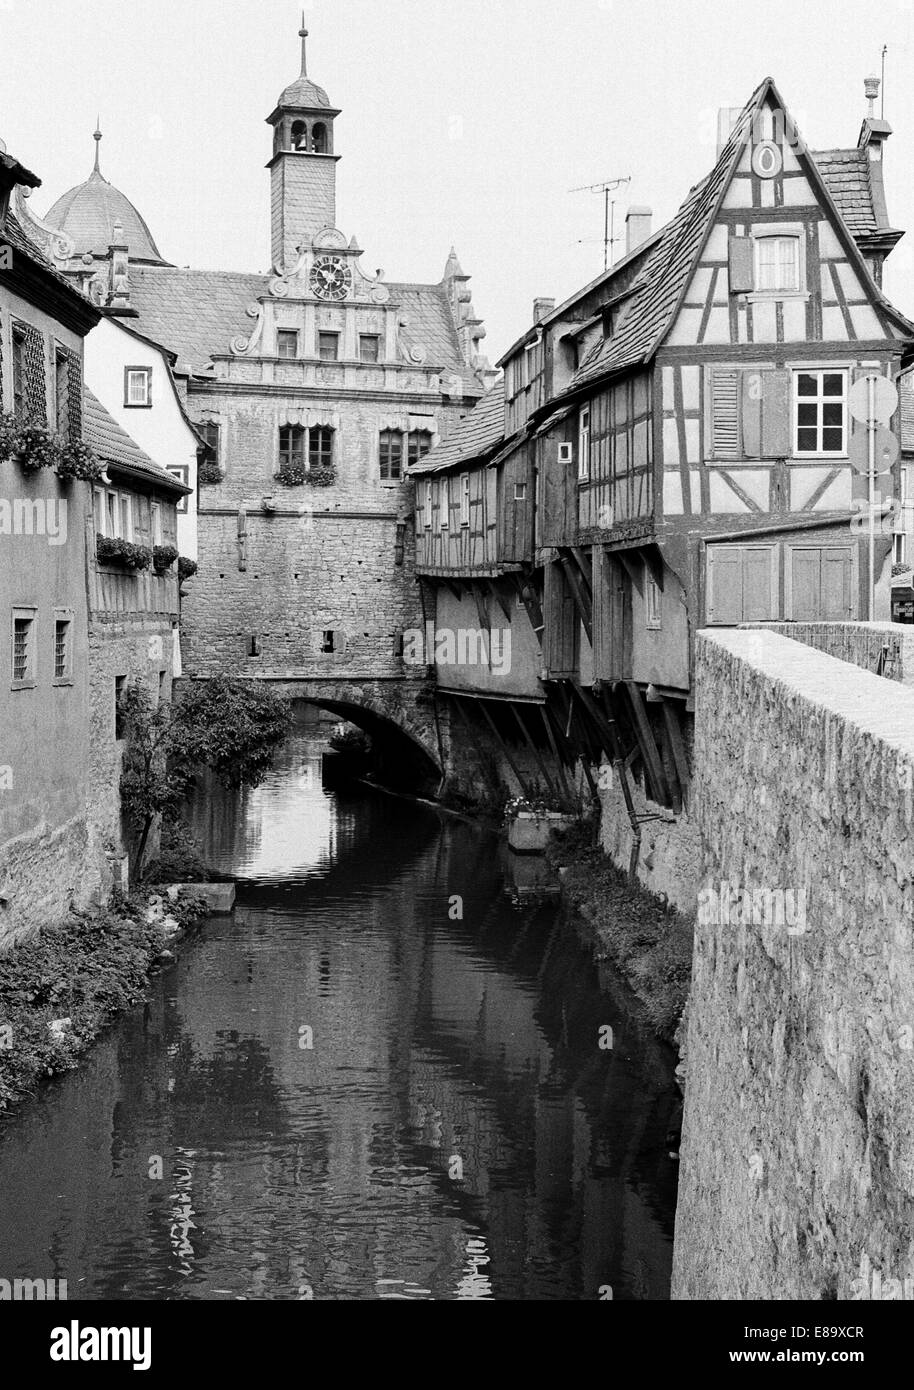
top-left (93, 118), bottom-right (102, 174)
top-left (299, 11), bottom-right (308, 76)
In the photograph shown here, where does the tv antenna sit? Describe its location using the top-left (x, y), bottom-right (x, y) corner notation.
top-left (570, 176), bottom-right (631, 269)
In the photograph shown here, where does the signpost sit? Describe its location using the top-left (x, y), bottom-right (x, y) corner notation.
top-left (848, 372), bottom-right (899, 621)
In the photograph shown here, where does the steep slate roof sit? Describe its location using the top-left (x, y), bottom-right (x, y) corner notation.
top-left (83, 386), bottom-right (188, 494)
top-left (1, 212), bottom-right (94, 298)
top-left (812, 149), bottom-right (877, 234)
top-left (409, 379), bottom-right (505, 475)
top-left (128, 265), bottom-right (479, 388)
top-left (568, 79), bottom-right (914, 397)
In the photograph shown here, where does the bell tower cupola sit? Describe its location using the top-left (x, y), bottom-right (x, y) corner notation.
top-left (266, 15), bottom-right (341, 272)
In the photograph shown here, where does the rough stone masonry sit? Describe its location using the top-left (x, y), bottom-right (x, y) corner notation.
top-left (673, 627), bottom-right (914, 1300)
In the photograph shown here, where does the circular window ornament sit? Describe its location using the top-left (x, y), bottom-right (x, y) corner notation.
top-left (752, 141), bottom-right (782, 178)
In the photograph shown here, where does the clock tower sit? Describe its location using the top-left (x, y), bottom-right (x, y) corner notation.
top-left (266, 19), bottom-right (341, 273)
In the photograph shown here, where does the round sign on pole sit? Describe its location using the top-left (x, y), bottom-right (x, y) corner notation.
top-left (848, 424), bottom-right (898, 475)
top-left (848, 373), bottom-right (899, 426)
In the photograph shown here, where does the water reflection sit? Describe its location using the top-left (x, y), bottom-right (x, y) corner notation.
top-left (0, 735), bottom-right (678, 1300)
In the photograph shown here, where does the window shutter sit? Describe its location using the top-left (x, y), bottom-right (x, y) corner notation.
top-left (706, 546), bottom-right (743, 624)
top-left (728, 235), bottom-right (753, 294)
top-left (742, 547), bottom-right (777, 621)
top-left (760, 370), bottom-right (791, 456)
top-left (821, 547), bottom-right (854, 620)
top-left (710, 369), bottom-right (741, 458)
top-left (741, 369), bottom-right (791, 458)
top-left (789, 549), bottom-right (821, 621)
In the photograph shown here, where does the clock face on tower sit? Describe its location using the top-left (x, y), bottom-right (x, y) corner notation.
top-left (310, 255), bottom-right (352, 301)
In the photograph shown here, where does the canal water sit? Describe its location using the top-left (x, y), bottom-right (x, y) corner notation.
top-left (0, 734), bottom-right (678, 1300)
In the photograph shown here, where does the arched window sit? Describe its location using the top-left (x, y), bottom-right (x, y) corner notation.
top-left (291, 120), bottom-right (308, 151)
top-left (312, 123), bottom-right (328, 154)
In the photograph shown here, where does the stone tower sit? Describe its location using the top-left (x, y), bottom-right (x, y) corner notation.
top-left (266, 19), bottom-right (341, 273)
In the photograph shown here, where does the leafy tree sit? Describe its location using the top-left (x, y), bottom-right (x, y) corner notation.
top-left (119, 677), bottom-right (292, 876)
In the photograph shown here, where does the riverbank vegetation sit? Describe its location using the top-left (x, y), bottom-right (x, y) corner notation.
top-left (0, 891), bottom-right (206, 1114)
top-left (548, 824), bottom-right (693, 1045)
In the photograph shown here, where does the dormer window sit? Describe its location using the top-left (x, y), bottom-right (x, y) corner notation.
top-left (124, 366), bottom-right (151, 408)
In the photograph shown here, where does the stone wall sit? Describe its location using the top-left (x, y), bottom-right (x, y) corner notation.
top-left (744, 620), bottom-right (914, 686)
top-left (673, 627), bottom-right (914, 1300)
top-left (598, 777), bottom-right (701, 915)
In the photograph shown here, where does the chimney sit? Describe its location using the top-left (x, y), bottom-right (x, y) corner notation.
top-left (625, 206), bottom-right (653, 255)
top-left (533, 296), bottom-right (555, 324)
top-left (858, 74), bottom-right (893, 236)
top-left (716, 106), bottom-right (743, 157)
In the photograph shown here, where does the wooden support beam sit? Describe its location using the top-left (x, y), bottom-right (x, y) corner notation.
top-left (559, 555), bottom-right (593, 646)
top-left (539, 703), bottom-right (573, 802)
top-left (442, 578), bottom-right (463, 603)
top-left (569, 545), bottom-right (594, 597)
top-left (477, 698), bottom-right (533, 799)
top-left (570, 680), bottom-right (620, 763)
top-left (662, 698), bottom-right (690, 808)
top-left (511, 702), bottom-right (560, 804)
top-left (616, 549), bottom-right (644, 597)
top-left (487, 579), bottom-right (513, 624)
top-left (640, 543), bottom-right (665, 593)
top-left (624, 680), bottom-right (671, 807)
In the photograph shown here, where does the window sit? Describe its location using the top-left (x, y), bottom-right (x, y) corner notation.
top-left (53, 613), bottom-right (72, 681)
top-left (318, 332), bottom-right (339, 362)
top-left (11, 325), bottom-right (25, 420)
top-left (408, 430), bottom-right (433, 468)
top-left (114, 676), bottom-right (127, 740)
top-left (321, 630), bottom-right (335, 654)
top-left (312, 123), bottom-right (328, 153)
top-left (55, 350), bottom-right (70, 438)
top-left (279, 424), bottom-right (306, 471)
top-left (514, 481), bottom-right (527, 501)
top-left (460, 472), bottom-right (470, 527)
top-left (198, 422), bottom-right (221, 482)
top-left (308, 425), bottom-right (333, 472)
top-left (794, 370), bottom-right (847, 457)
top-left (578, 407), bottom-right (591, 481)
top-left (119, 494), bottom-right (134, 540)
top-left (277, 329), bottom-right (299, 359)
top-left (11, 609), bottom-right (36, 687)
top-left (97, 491), bottom-right (133, 540)
top-left (424, 480), bottom-right (433, 528)
top-left (440, 477), bottom-right (450, 529)
top-left (124, 367), bottom-right (151, 407)
top-left (380, 429), bottom-right (403, 481)
top-left (359, 334), bottom-right (381, 363)
top-left (893, 533), bottom-right (906, 566)
top-left (166, 464), bottom-right (190, 511)
top-left (645, 573), bottom-right (662, 630)
top-left (524, 341), bottom-right (537, 386)
top-left (150, 502), bottom-right (163, 547)
top-left (754, 234), bottom-right (800, 294)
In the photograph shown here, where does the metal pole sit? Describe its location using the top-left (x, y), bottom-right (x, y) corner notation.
top-left (868, 377), bottom-right (875, 619)
top-left (603, 189), bottom-right (609, 271)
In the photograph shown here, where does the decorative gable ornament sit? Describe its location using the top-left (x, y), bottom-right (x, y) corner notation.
top-left (752, 141), bottom-right (782, 178)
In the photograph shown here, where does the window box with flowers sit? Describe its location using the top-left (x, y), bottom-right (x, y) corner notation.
top-left (307, 468), bottom-right (336, 487)
top-left (0, 414), bottom-right (104, 481)
top-left (275, 463), bottom-right (306, 487)
top-left (152, 544), bottom-right (179, 574)
top-left (197, 460), bottom-right (223, 486)
top-left (97, 536), bottom-right (153, 571)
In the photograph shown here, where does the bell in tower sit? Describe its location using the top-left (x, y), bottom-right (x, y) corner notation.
top-left (266, 16), bottom-right (342, 273)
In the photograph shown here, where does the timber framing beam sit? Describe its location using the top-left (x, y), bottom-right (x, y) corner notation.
top-left (623, 679), bottom-right (671, 807)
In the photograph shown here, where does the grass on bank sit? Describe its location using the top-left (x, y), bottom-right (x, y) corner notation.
top-left (548, 822), bottom-right (694, 1044)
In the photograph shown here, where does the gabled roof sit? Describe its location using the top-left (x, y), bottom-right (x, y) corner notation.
top-left (409, 379), bottom-right (505, 475)
top-left (83, 386), bottom-right (189, 494)
top-left (567, 78), bottom-right (914, 398)
top-left (127, 264), bottom-right (481, 389)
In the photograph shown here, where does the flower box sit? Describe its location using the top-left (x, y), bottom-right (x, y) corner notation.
top-left (507, 809), bottom-right (576, 854)
top-left (152, 545), bottom-right (179, 574)
top-left (96, 536), bottom-right (153, 571)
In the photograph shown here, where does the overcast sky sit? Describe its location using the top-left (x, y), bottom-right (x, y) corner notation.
top-left (2, 0), bottom-right (912, 362)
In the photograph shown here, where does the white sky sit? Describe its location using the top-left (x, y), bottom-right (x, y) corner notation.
top-left (1, 0), bottom-right (912, 361)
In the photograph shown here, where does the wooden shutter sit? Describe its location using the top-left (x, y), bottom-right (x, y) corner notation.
top-left (728, 235), bottom-right (753, 293)
top-left (706, 546), bottom-right (744, 624)
top-left (741, 369), bottom-right (791, 458)
top-left (742, 547), bottom-right (777, 621)
top-left (821, 547), bottom-right (854, 619)
top-left (710, 369), bottom-right (741, 458)
top-left (543, 560), bottom-right (579, 677)
top-left (789, 549), bottom-right (821, 621)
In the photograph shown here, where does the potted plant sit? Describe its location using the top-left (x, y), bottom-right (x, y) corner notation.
top-left (57, 439), bottom-right (104, 482)
top-left (197, 460), bottom-right (222, 485)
